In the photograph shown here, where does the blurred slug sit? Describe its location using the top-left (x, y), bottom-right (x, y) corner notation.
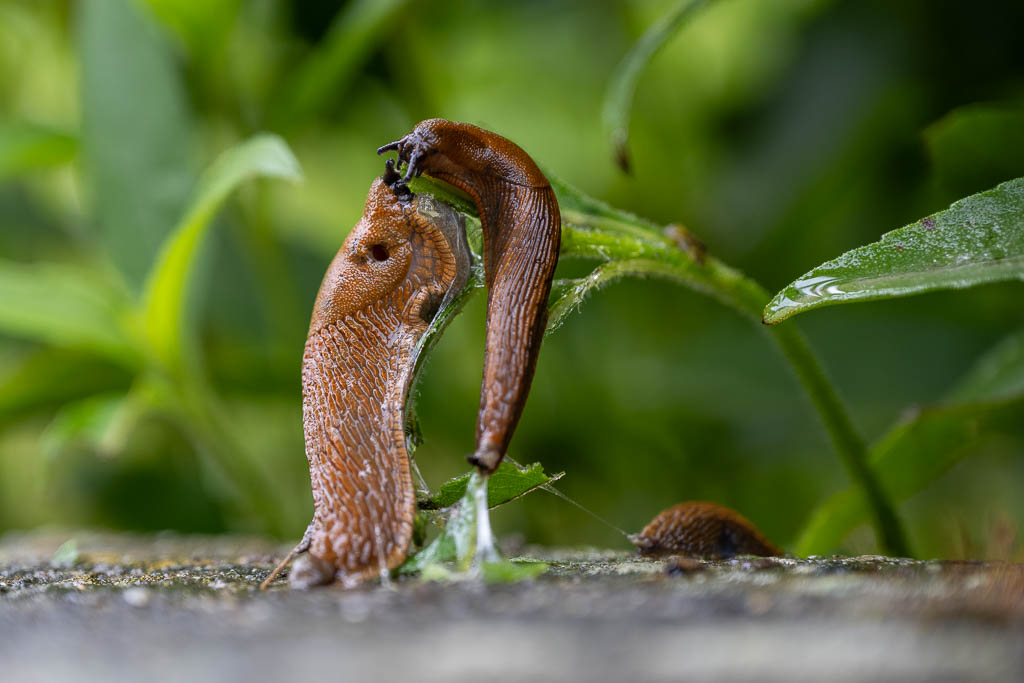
top-left (265, 162), bottom-right (472, 589)
top-left (378, 119), bottom-right (561, 474)
top-left (630, 501), bottom-right (782, 559)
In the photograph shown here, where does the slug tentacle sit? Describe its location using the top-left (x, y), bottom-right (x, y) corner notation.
top-left (378, 119), bottom-right (561, 474)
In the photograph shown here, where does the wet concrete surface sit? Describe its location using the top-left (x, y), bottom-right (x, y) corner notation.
top-left (1, 531), bottom-right (1022, 682)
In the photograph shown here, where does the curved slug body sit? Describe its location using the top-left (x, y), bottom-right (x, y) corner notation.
top-left (631, 501), bottom-right (782, 559)
top-left (299, 169), bottom-right (471, 587)
top-left (379, 119), bottom-right (561, 472)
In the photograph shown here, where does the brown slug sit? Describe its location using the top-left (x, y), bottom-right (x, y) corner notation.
top-left (378, 119), bottom-right (561, 474)
top-left (630, 501), bottom-right (782, 559)
top-left (277, 162), bottom-right (472, 588)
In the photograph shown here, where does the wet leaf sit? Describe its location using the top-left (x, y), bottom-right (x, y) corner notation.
top-left (0, 260), bottom-right (137, 362)
top-left (421, 461), bottom-right (563, 511)
top-left (141, 134), bottom-right (302, 373)
top-left (764, 177), bottom-right (1024, 324)
top-left (402, 471), bottom-right (484, 574)
top-left (0, 122), bottom-right (76, 179)
top-left (797, 328), bottom-right (1024, 555)
top-left (601, 0), bottom-right (713, 172)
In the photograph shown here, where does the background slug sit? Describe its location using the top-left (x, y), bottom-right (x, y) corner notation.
top-left (630, 501), bottom-right (782, 559)
top-left (283, 163), bottom-right (472, 588)
top-left (378, 119), bottom-right (561, 474)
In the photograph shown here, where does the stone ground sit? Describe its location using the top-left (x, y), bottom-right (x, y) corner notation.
top-left (1, 531), bottom-right (1023, 683)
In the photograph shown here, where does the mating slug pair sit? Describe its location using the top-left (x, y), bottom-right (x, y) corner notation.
top-left (269, 119), bottom-right (777, 589)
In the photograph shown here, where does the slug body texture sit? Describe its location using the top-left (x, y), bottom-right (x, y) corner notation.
top-left (631, 501), bottom-right (782, 559)
top-left (300, 172), bottom-right (471, 586)
top-left (379, 119), bottom-right (561, 473)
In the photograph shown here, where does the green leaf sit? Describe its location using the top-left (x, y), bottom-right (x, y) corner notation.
top-left (764, 177), bottom-right (1024, 324)
top-left (402, 471), bottom-right (485, 574)
top-left (0, 349), bottom-right (132, 425)
top-left (413, 170), bottom-right (904, 553)
top-left (421, 461), bottom-right (563, 511)
top-left (140, 134), bottom-right (302, 373)
top-left (947, 327), bottom-right (1024, 404)
top-left (0, 260), bottom-right (137, 362)
top-left (40, 392), bottom-right (140, 459)
top-left (601, 0), bottom-right (713, 172)
top-left (273, 0), bottom-right (414, 128)
top-left (0, 122), bottom-right (76, 179)
top-left (78, 0), bottom-right (194, 289)
top-left (925, 104), bottom-right (1024, 199)
top-left (481, 559), bottom-right (548, 583)
top-left (796, 328), bottom-right (1024, 555)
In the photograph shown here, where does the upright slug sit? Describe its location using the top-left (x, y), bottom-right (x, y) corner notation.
top-left (378, 119), bottom-right (561, 474)
top-left (631, 501), bottom-right (782, 559)
top-left (280, 162), bottom-right (472, 588)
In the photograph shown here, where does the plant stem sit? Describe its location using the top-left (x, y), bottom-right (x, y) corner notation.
top-left (559, 218), bottom-right (911, 556)
top-left (412, 179), bottom-right (910, 556)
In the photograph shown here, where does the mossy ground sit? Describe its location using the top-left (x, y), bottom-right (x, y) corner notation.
top-left (2, 531), bottom-right (1022, 681)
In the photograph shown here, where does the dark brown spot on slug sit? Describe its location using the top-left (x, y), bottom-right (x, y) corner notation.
top-left (378, 119), bottom-right (561, 474)
top-left (294, 175), bottom-right (472, 587)
top-left (631, 501), bottom-right (782, 560)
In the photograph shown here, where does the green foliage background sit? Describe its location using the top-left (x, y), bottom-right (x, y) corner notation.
top-left (1, 0), bottom-right (1023, 559)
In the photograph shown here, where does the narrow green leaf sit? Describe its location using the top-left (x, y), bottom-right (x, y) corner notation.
top-left (273, 0), bottom-right (413, 128)
top-left (141, 134), bottom-right (302, 372)
top-left (601, 0), bottom-right (713, 172)
top-left (796, 328), bottom-right (1024, 555)
top-left (0, 122), bottom-right (76, 179)
top-left (765, 177), bottom-right (1024, 324)
top-left (421, 461), bottom-right (563, 511)
top-left (78, 0), bottom-right (194, 289)
top-left (0, 260), bottom-right (137, 362)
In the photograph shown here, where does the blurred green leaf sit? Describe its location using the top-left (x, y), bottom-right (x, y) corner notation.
top-left (481, 559), bottom-right (548, 583)
top-left (421, 461), bottom-right (563, 510)
top-left (273, 0), bottom-right (414, 128)
top-left (40, 392), bottom-right (137, 460)
top-left (78, 0), bottom-right (194, 289)
top-left (0, 349), bottom-right (132, 425)
top-left (143, 0), bottom-right (240, 57)
top-left (0, 260), bottom-right (137, 362)
top-left (948, 328), bottom-right (1024, 404)
top-left (601, 0), bottom-right (713, 172)
top-left (0, 122), bottom-right (76, 179)
top-left (797, 328), bottom-right (1024, 555)
top-left (926, 104), bottom-right (1024, 199)
top-left (765, 177), bottom-right (1024, 324)
top-left (141, 134), bottom-right (302, 373)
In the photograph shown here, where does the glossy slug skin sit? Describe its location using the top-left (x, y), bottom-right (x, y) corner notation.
top-left (379, 119), bottom-right (561, 473)
top-left (630, 501), bottom-right (782, 559)
top-left (298, 169), bottom-right (471, 587)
